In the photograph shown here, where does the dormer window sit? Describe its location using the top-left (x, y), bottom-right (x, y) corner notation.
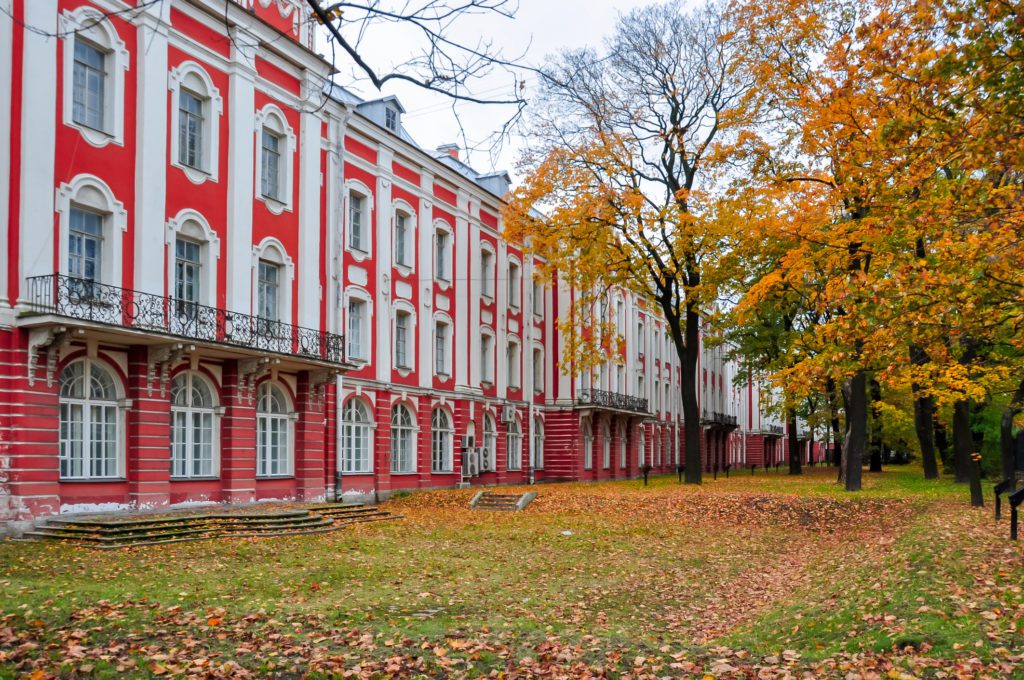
top-left (385, 107), bottom-right (398, 132)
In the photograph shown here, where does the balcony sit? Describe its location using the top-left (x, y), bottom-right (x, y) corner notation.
top-left (765, 424), bottom-right (784, 436)
top-left (24, 274), bottom-right (345, 365)
top-left (576, 388), bottom-right (649, 414)
top-left (702, 409), bottom-right (738, 428)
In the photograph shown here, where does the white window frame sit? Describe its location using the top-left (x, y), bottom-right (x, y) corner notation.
top-left (480, 244), bottom-right (495, 299)
top-left (170, 371), bottom-right (219, 479)
top-left (619, 420), bottom-right (627, 468)
top-left (507, 257), bottom-right (521, 309)
top-left (639, 428), bottom-right (646, 466)
top-left (341, 398), bottom-right (373, 474)
top-left (506, 337), bottom-right (521, 390)
top-left (393, 202), bottom-right (416, 272)
top-left (345, 182), bottom-right (372, 258)
top-left (165, 209), bottom-right (219, 307)
top-left (482, 413), bottom-right (497, 471)
top-left (533, 416), bottom-right (544, 470)
top-left (480, 328), bottom-right (495, 385)
top-left (506, 417), bottom-right (522, 471)
top-left (345, 288), bottom-right (372, 363)
top-left (254, 104), bottom-right (296, 213)
top-left (392, 303), bottom-right (415, 372)
top-left (532, 278), bottom-right (544, 317)
top-left (251, 238), bottom-right (294, 324)
top-left (434, 313), bottom-right (452, 377)
top-left (58, 358), bottom-right (126, 480)
top-left (256, 382), bottom-right (294, 478)
top-left (168, 61), bottom-right (222, 184)
top-left (390, 402), bottom-right (417, 474)
top-left (602, 421), bottom-right (611, 469)
top-left (434, 220), bottom-right (453, 283)
top-left (431, 407), bottom-right (454, 473)
top-left (56, 174), bottom-right (127, 287)
top-left (532, 346), bottom-right (544, 394)
top-left (60, 7), bottom-right (128, 147)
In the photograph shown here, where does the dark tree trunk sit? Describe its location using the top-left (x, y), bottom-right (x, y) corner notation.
top-left (908, 346), bottom-right (938, 479)
top-left (952, 399), bottom-right (973, 484)
top-left (1001, 379), bottom-right (1024, 491)
top-left (935, 418), bottom-right (952, 473)
top-left (680, 302), bottom-right (702, 484)
top-left (868, 378), bottom-right (883, 472)
top-left (827, 377), bottom-right (843, 469)
top-left (787, 406), bottom-right (801, 475)
top-left (842, 371), bottom-right (867, 491)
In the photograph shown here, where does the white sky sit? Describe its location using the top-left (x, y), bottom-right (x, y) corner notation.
top-left (314, 0), bottom-right (650, 180)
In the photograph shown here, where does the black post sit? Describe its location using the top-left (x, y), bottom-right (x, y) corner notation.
top-left (725, 463), bottom-right (731, 478)
top-left (676, 465), bottom-right (684, 483)
top-left (1009, 487), bottom-right (1024, 540)
top-left (643, 465), bottom-right (651, 486)
top-left (995, 479), bottom-right (1011, 521)
top-left (750, 464), bottom-right (755, 475)
top-left (713, 463), bottom-right (718, 480)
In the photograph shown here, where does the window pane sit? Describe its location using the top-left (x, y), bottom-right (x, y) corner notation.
top-left (261, 130), bottom-right (281, 200)
top-left (73, 40), bottom-right (105, 130)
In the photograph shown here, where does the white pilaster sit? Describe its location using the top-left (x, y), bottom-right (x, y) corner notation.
top-left (417, 173), bottom-right (434, 389)
top-left (468, 221), bottom-right (481, 387)
top-left (453, 192), bottom-right (470, 388)
top-left (375, 147), bottom-right (394, 383)
top-left (495, 239), bottom-right (508, 398)
top-left (297, 71), bottom-right (324, 329)
top-left (134, 6), bottom-right (170, 296)
top-left (225, 27), bottom-right (258, 314)
top-left (18, 0), bottom-right (58, 298)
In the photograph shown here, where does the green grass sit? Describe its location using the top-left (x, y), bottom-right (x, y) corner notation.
top-left (0, 466), bottom-right (1020, 678)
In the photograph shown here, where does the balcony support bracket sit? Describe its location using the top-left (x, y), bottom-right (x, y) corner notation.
top-left (27, 326), bottom-right (76, 387)
top-left (309, 368), bottom-right (340, 409)
top-left (147, 343), bottom-right (194, 397)
top-left (238, 357), bottom-right (273, 402)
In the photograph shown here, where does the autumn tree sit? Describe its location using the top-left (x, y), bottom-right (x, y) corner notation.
top-left (504, 0), bottom-right (748, 483)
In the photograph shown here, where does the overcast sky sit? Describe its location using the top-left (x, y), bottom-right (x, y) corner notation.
top-left (315, 0), bottom-right (652, 180)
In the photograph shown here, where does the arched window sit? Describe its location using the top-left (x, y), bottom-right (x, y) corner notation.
top-left (255, 105), bottom-right (296, 212)
top-left (168, 62), bottom-right (223, 183)
top-left (434, 221), bottom-right (453, 282)
top-left (59, 359), bottom-right (120, 479)
top-left (532, 417), bottom-right (544, 470)
top-left (582, 419), bottom-right (593, 470)
top-left (60, 7), bottom-right (129, 146)
top-left (601, 421), bottom-right (611, 469)
top-left (431, 408), bottom-right (453, 473)
top-left (482, 413), bottom-right (497, 471)
top-left (257, 382), bottom-right (292, 477)
top-left (506, 417), bottom-right (522, 471)
top-left (342, 398), bottom-right (372, 473)
top-left (393, 206), bottom-right (415, 269)
top-left (170, 372), bottom-right (216, 478)
top-left (57, 175), bottom-right (127, 295)
top-left (390, 404), bottom-right (416, 473)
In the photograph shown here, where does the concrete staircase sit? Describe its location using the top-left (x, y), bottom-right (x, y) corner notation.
top-left (23, 504), bottom-right (399, 549)
top-left (469, 491), bottom-right (537, 512)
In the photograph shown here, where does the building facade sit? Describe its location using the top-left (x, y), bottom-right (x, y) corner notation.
top-left (0, 0), bottom-right (824, 530)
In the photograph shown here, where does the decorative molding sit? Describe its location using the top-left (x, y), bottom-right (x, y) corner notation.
top-left (27, 326), bottom-right (75, 387)
top-left (238, 357), bottom-right (273, 400)
top-left (147, 343), bottom-right (193, 396)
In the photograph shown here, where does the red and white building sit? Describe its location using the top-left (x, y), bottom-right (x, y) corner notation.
top-left (0, 0), bottom-right (825, 531)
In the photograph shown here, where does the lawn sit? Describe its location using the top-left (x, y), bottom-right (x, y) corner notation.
top-left (1, 467), bottom-right (1022, 678)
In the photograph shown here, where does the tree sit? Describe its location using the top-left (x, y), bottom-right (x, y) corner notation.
top-left (504, 0), bottom-right (748, 484)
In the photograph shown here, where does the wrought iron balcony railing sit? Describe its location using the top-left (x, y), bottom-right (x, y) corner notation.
top-left (576, 388), bottom-right (649, 414)
top-left (702, 408), bottom-right (739, 427)
top-left (766, 424), bottom-right (785, 436)
top-left (25, 274), bottom-right (345, 365)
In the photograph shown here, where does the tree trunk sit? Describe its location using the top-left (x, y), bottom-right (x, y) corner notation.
top-left (1001, 379), bottom-right (1024, 491)
top-left (868, 378), bottom-right (883, 472)
top-left (680, 303), bottom-right (702, 484)
top-left (952, 399), bottom-right (972, 484)
top-left (787, 406), bottom-right (801, 475)
top-left (842, 371), bottom-right (867, 491)
top-left (908, 346), bottom-right (938, 479)
top-left (969, 452), bottom-right (984, 507)
top-left (935, 418), bottom-right (952, 473)
top-left (827, 377), bottom-right (843, 469)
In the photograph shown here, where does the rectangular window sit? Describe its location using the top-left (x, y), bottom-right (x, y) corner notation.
top-left (395, 213), bottom-right (408, 266)
top-left (260, 130), bottom-right (281, 200)
top-left (349, 194), bottom-right (365, 251)
top-left (435, 322), bottom-right (448, 375)
top-left (481, 335), bottom-right (493, 383)
top-left (348, 299), bottom-right (365, 360)
top-left (178, 90), bottom-right (205, 170)
top-left (68, 207), bottom-right (103, 284)
top-left (481, 250), bottom-right (493, 297)
top-left (257, 261), bottom-right (280, 321)
top-left (533, 279), bottom-right (543, 316)
top-left (385, 107), bottom-right (398, 131)
top-left (637, 321), bottom-right (645, 357)
top-left (435, 231), bottom-right (449, 280)
top-left (174, 238), bottom-right (201, 320)
top-left (395, 312), bottom-right (409, 368)
top-left (72, 40), bottom-right (106, 130)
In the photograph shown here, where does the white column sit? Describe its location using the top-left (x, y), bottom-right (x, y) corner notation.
top-left (325, 111), bottom-right (347, 336)
top-left (468, 221), bottom-right (481, 387)
top-left (225, 28), bottom-right (257, 314)
top-left (134, 6), bottom-right (170, 296)
top-left (0, 0), bottom-right (14, 315)
top-left (297, 71), bottom-right (326, 329)
top-left (375, 148), bottom-right (393, 383)
top-left (18, 0), bottom-right (58, 297)
top-left (555, 276), bottom-right (573, 403)
top-left (495, 239), bottom-right (508, 398)
top-left (453, 192), bottom-right (470, 388)
top-left (417, 174), bottom-right (434, 389)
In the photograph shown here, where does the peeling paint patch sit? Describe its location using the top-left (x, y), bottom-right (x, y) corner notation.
top-left (60, 502), bottom-right (131, 515)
